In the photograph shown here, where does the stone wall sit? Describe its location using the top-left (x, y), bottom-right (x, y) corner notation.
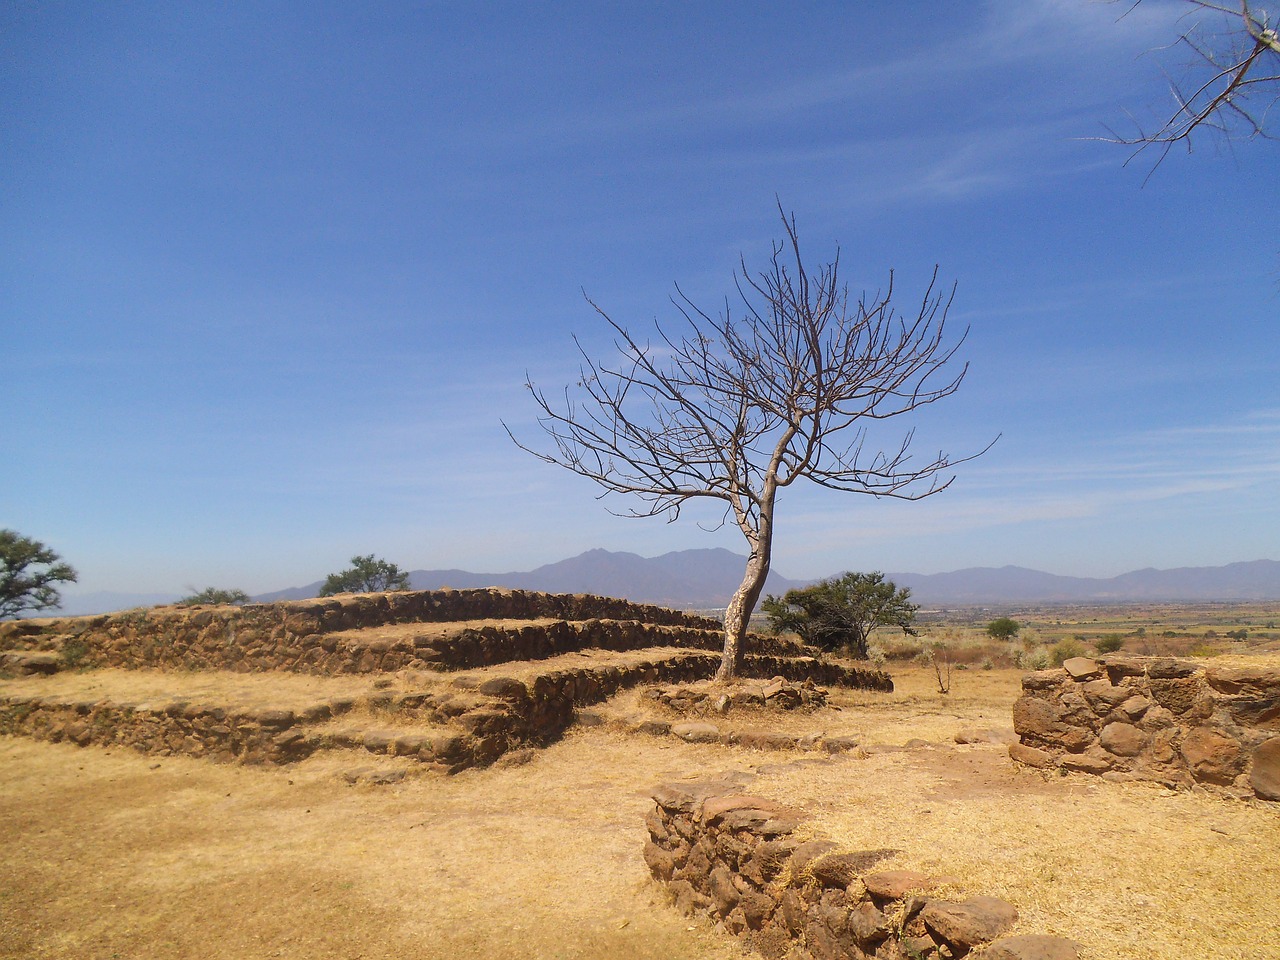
top-left (645, 778), bottom-right (1080, 960)
top-left (1011, 655), bottom-right (1280, 802)
top-left (0, 587), bottom-right (721, 651)
top-left (0, 652), bottom-right (889, 773)
top-left (0, 589), bottom-right (741, 676)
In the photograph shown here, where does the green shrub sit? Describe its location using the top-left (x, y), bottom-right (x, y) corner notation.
top-left (1095, 634), bottom-right (1125, 654)
top-left (1050, 638), bottom-right (1087, 666)
top-left (178, 587), bottom-right (250, 606)
top-left (1017, 648), bottom-right (1050, 671)
top-left (986, 617), bottom-right (1019, 640)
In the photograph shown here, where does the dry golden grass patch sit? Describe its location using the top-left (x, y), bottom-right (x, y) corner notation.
top-left (606, 666), bottom-right (1021, 746)
top-left (757, 747), bottom-right (1280, 960)
top-left (0, 667), bottom-right (392, 712)
top-left (4, 660), bottom-right (1277, 960)
top-left (0, 731), bottom-right (746, 960)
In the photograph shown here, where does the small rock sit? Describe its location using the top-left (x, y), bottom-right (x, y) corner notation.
top-left (1060, 752), bottom-right (1112, 774)
top-left (955, 727), bottom-right (1016, 745)
top-left (1062, 658), bottom-right (1101, 681)
top-left (846, 902), bottom-right (892, 943)
top-left (863, 869), bottom-right (940, 900)
top-left (1009, 742), bottom-right (1056, 769)
top-left (983, 934), bottom-right (1082, 960)
top-left (671, 721), bottom-right (721, 743)
top-left (822, 735), bottom-right (860, 753)
top-left (1117, 695), bottom-right (1151, 720)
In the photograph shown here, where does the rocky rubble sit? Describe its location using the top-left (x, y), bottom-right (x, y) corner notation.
top-left (1011, 655), bottom-right (1280, 801)
top-left (646, 677), bottom-right (833, 715)
top-left (645, 777), bottom-right (1080, 959)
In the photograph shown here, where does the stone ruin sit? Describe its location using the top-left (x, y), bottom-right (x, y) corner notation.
top-left (0, 587), bottom-right (893, 774)
top-left (1010, 654), bottom-right (1280, 801)
top-left (644, 776), bottom-right (1080, 960)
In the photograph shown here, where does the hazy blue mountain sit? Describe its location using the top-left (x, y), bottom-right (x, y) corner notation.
top-left (256, 553), bottom-right (1280, 608)
top-left (47, 591), bottom-right (184, 617)
top-left (252, 547), bottom-right (807, 608)
top-left (888, 560), bottom-right (1280, 605)
top-left (41, 553), bottom-right (1280, 617)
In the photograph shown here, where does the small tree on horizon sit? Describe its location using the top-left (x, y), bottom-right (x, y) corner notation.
top-left (0, 529), bottom-right (78, 620)
top-left (762, 571), bottom-right (919, 660)
top-left (987, 617), bottom-right (1020, 641)
top-left (509, 206), bottom-right (992, 681)
top-left (318, 554), bottom-right (411, 597)
top-left (178, 587), bottom-right (251, 606)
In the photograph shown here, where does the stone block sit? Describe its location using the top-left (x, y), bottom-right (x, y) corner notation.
top-left (1062, 658), bottom-right (1101, 680)
top-left (1009, 743), bottom-right (1056, 769)
top-left (863, 870), bottom-right (941, 901)
top-left (1204, 666), bottom-right (1280, 695)
top-left (671, 721), bottom-right (721, 743)
top-left (984, 934), bottom-right (1082, 959)
top-left (1080, 680), bottom-right (1130, 713)
top-left (1251, 737), bottom-right (1280, 801)
top-left (1060, 752), bottom-right (1113, 774)
top-left (1099, 722), bottom-right (1147, 757)
top-left (1180, 727), bottom-right (1244, 785)
top-left (921, 896), bottom-right (1018, 947)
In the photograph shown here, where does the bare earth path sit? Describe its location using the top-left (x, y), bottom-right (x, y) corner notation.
top-left (3, 667), bottom-right (1278, 959)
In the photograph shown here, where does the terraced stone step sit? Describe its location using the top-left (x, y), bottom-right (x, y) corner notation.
top-left (0, 637), bottom-right (892, 774)
top-left (0, 587), bottom-right (721, 662)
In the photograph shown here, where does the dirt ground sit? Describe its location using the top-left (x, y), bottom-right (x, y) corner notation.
top-left (3, 666), bottom-right (1278, 960)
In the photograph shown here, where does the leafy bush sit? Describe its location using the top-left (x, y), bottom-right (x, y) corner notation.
top-left (178, 587), bottom-right (250, 606)
top-left (1095, 633), bottom-right (1125, 654)
top-left (1050, 637), bottom-right (1087, 666)
top-left (762, 572), bottom-right (917, 659)
top-left (319, 555), bottom-right (411, 597)
top-left (1, 529), bottom-right (78, 619)
top-left (986, 617), bottom-right (1019, 640)
top-left (1017, 648), bottom-right (1050, 671)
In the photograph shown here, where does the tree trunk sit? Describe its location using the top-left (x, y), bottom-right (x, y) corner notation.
top-left (717, 534), bottom-right (773, 683)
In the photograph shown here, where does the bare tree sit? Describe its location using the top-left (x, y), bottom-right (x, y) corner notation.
top-left (1108, 1), bottom-right (1279, 169)
top-left (507, 209), bottom-right (991, 682)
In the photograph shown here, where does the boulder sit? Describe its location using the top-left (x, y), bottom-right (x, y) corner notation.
top-left (1099, 722), bottom-right (1147, 757)
top-left (1251, 737), bottom-right (1280, 801)
top-left (671, 722), bottom-right (721, 743)
top-left (1179, 727), bottom-right (1244, 785)
top-left (921, 896), bottom-right (1018, 947)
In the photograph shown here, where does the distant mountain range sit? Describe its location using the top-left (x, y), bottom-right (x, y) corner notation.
top-left (253, 547), bottom-right (810, 608)
top-left (50, 551), bottom-right (1280, 616)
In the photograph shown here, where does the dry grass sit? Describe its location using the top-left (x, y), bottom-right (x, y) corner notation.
top-left (758, 745), bottom-right (1280, 959)
top-left (3, 661), bottom-right (1277, 960)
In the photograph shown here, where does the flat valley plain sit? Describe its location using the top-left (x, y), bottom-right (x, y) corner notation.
top-left (3, 603), bottom-right (1279, 960)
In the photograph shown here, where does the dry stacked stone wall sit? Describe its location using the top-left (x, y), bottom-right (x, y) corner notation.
top-left (0, 588), bottom-right (729, 675)
top-left (645, 777), bottom-right (1080, 960)
top-left (1011, 655), bottom-right (1280, 801)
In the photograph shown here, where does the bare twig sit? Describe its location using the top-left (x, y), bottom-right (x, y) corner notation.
top-left (506, 206), bottom-right (993, 680)
top-left (1103, 1), bottom-right (1280, 174)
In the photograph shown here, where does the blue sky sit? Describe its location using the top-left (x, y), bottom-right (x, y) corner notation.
top-left (2, 1), bottom-right (1276, 598)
